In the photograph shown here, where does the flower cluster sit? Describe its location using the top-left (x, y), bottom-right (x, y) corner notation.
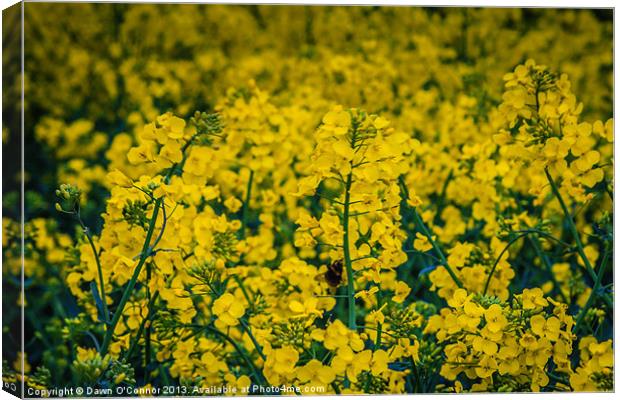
top-left (2, 5), bottom-right (613, 395)
top-left (426, 288), bottom-right (575, 392)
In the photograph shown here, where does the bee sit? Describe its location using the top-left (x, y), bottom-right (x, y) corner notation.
top-left (316, 259), bottom-right (344, 288)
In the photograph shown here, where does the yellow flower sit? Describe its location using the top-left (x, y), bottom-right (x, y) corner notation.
top-left (224, 197), bottom-right (243, 213)
top-left (447, 288), bottom-right (471, 308)
top-left (368, 306), bottom-right (386, 325)
top-left (592, 118), bottom-right (613, 142)
top-left (318, 213), bottom-right (343, 244)
top-left (370, 350), bottom-right (389, 375)
top-left (392, 281), bottom-right (411, 303)
top-left (289, 297), bottom-right (322, 319)
top-left (521, 288), bottom-right (548, 309)
top-left (322, 106), bottom-right (351, 128)
top-left (407, 190), bottom-right (423, 207)
top-left (413, 232), bottom-right (433, 252)
top-left (106, 169), bottom-right (133, 188)
top-left (323, 320), bottom-right (364, 352)
top-left (573, 150), bottom-right (600, 172)
top-left (271, 345), bottom-right (299, 375)
top-left (530, 315), bottom-right (561, 342)
top-left (354, 286), bottom-right (379, 300)
top-left (474, 355), bottom-right (498, 379)
top-left (212, 293), bottom-right (245, 329)
top-left (159, 141), bottom-right (183, 164)
top-left (127, 144), bottom-right (154, 164)
top-left (543, 137), bottom-right (570, 161)
top-left (580, 168), bottom-right (604, 188)
top-left (472, 336), bottom-right (498, 356)
top-left (484, 304), bottom-right (508, 333)
top-left (167, 116), bottom-right (186, 139)
top-left (296, 360), bottom-right (335, 387)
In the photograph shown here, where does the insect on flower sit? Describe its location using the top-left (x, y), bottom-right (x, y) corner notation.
top-left (316, 259), bottom-right (344, 288)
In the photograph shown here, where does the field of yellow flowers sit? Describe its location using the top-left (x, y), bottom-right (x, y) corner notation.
top-left (1, 4), bottom-right (614, 395)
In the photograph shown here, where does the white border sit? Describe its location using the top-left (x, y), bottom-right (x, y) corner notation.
top-left (0, 1), bottom-right (616, 400)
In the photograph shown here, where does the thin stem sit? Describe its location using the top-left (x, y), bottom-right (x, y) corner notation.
top-left (573, 250), bottom-right (611, 334)
top-left (83, 228), bottom-right (110, 325)
top-left (239, 319), bottom-right (266, 361)
top-left (149, 200), bottom-right (171, 251)
top-left (316, 192), bottom-right (344, 205)
top-left (316, 242), bottom-right (343, 249)
top-left (144, 261), bottom-right (153, 376)
top-left (342, 171), bottom-right (356, 329)
top-left (547, 371), bottom-right (570, 387)
top-left (100, 197), bottom-right (162, 355)
top-left (398, 177), bottom-right (462, 288)
top-left (545, 168), bottom-right (613, 309)
top-left (75, 207), bottom-right (110, 325)
top-left (199, 324), bottom-right (266, 386)
top-left (350, 205), bottom-right (398, 217)
top-left (513, 229), bottom-right (572, 249)
top-left (123, 291), bottom-right (159, 362)
top-left (232, 275), bottom-right (267, 361)
top-left (403, 249), bottom-right (443, 264)
top-left (358, 325), bottom-right (400, 340)
top-left (529, 236), bottom-right (569, 304)
top-left (410, 359), bottom-right (421, 393)
top-left (234, 275), bottom-right (254, 305)
top-left (544, 168), bottom-right (596, 281)
top-left (483, 232), bottom-right (528, 295)
top-left (412, 208), bottom-right (462, 287)
top-left (351, 255), bottom-right (375, 263)
top-left (84, 332), bottom-right (101, 352)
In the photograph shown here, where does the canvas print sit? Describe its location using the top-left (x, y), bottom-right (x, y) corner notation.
top-left (1, 3), bottom-right (614, 397)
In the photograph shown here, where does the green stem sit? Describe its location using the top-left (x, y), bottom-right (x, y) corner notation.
top-left (100, 197), bottom-right (162, 355)
top-left (413, 209), bottom-right (463, 287)
top-left (398, 177), bottom-right (463, 288)
top-left (483, 232), bottom-right (527, 295)
top-left (239, 319), bottom-right (266, 361)
top-left (202, 324), bottom-right (266, 386)
top-left (159, 364), bottom-right (171, 386)
top-left (342, 171), bottom-right (356, 329)
top-left (83, 228), bottom-right (110, 325)
top-left (545, 168), bottom-right (596, 281)
top-left (144, 263), bottom-right (152, 377)
top-left (483, 229), bottom-right (572, 300)
top-left (234, 275), bottom-right (253, 304)
top-left (358, 325), bottom-right (400, 340)
top-left (529, 236), bottom-right (569, 304)
top-left (74, 206), bottom-right (110, 326)
top-left (514, 229), bottom-right (572, 249)
top-left (545, 168), bottom-right (612, 308)
top-left (232, 275), bottom-right (266, 360)
top-left (547, 371), bottom-right (570, 387)
top-left (573, 250), bottom-right (610, 334)
top-left (123, 291), bottom-right (159, 362)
